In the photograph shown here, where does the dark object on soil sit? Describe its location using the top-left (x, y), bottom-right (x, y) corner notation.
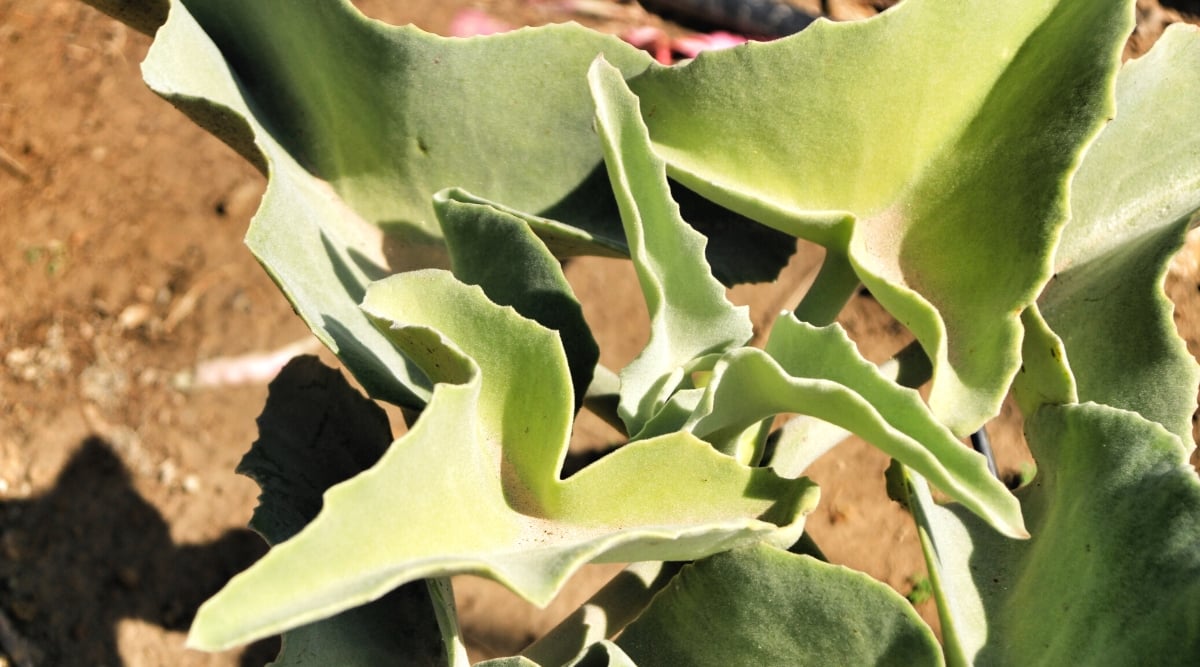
top-left (1161, 0), bottom-right (1200, 17)
top-left (970, 426), bottom-right (1000, 479)
top-left (637, 0), bottom-right (818, 37)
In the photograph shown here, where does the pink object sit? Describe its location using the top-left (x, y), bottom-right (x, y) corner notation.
top-left (621, 25), bottom-right (673, 64)
top-left (671, 31), bottom-right (748, 58)
top-left (449, 9), bottom-right (514, 37)
top-left (622, 26), bottom-right (749, 64)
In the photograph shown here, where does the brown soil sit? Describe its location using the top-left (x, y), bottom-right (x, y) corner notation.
top-left (1, 0), bottom-right (1197, 665)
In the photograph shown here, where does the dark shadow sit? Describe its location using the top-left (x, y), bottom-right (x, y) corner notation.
top-left (0, 437), bottom-right (278, 666)
top-left (1161, 0), bottom-right (1200, 16)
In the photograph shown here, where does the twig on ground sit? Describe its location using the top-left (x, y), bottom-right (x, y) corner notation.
top-left (0, 145), bottom-right (30, 182)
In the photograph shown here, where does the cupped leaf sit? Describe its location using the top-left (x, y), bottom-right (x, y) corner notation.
top-left (767, 354), bottom-right (906, 478)
top-left (685, 314), bottom-right (1025, 538)
top-left (235, 356), bottom-right (449, 666)
top-left (189, 270), bottom-right (818, 651)
top-left (616, 544), bottom-right (943, 666)
top-left (898, 403), bottom-right (1200, 666)
top-left (1038, 24), bottom-right (1200, 443)
top-left (588, 58), bottom-right (753, 435)
top-left (436, 189), bottom-right (599, 411)
top-left (627, 0), bottom-right (1133, 434)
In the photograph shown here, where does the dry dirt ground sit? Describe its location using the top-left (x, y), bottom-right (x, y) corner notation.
top-left (2, 0), bottom-right (1199, 665)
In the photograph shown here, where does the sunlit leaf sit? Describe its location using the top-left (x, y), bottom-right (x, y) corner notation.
top-left (141, 0), bottom-right (655, 409)
top-left (627, 0), bottom-right (1133, 434)
top-left (436, 189), bottom-right (599, 411)
top-left (1037, 24), bottom-right (1200, 443)
top-left (235, 357), bottom-right (447, 666)
top-left (188, 271), bottom-right (818, 651)
top-left (898, 403), bottom-right (1200, 666)
top-left (588, 58), bottom-right (753, 435)
top-left (687, 315), bottom-right (1025, 538)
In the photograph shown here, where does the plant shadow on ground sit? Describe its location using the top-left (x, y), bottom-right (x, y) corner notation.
top-left (0, 437), bottom-right (279, 667)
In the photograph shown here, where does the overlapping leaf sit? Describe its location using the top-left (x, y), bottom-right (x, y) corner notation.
top-left (588, 58), bottom-right (753, 435)
top-left (234, 356), bottom-right (448, 666)
top-left (1036, 24), bottom-right (1200, 443)
top-left (895, 403), bottom-right (1200, 666)
top-left (626, 0), bottom-right (1134, 435)
top-left (140, 0), bottom-right (655, 409)
top-left (188, 271), bottom-right (818, 651)
top-left (900, 31), bottom-right (1200, 665)
top-left (436, 189), bottom-right (599, 410)
top-left (684, 315), bottom-right (1025, 538)
top-left (616, 544), bottom-right (943, 666)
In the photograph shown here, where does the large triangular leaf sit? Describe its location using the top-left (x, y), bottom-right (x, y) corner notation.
top-left (1037, 24), bottom-right (1200, 444)
top-left (588, 58), bottom-right (753, 435)
top-left (616, 544), bottom-right (943, 666)
top-left (896, 403), bottom-right (1200, 666)
top-left (626, 0), bottom-right (1133, 435)
top-left (188, 271), bottom-right (818, 651)
top-left (141, 0), bottom-right (655, 409)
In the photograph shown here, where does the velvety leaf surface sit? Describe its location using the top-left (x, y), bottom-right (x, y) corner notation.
top-left (688, 315), bottom-right (1025, 538)
top-left (189, 271), bottom-right (818, 651)
top-left (1010, 305), bottom-right (1076, 419)
top-left (901, 403), bottom-right (1200, 666)
top-left (1038, 24), bottom-right (1200, 443)
top-left (236, 357), bottom-right (446, 666)
top-left (522, 562), bottom-right (678, 667)
top-left (141, 0), bottom-right (657, 409)
top-left (616, 544), bottom-right (943, 666)
top-left (436, 189), bottom-right (599, 411)
top-left (627, 0), bottom-right (1133, 435)
top-left (588, 58), bottom-right (753, 434)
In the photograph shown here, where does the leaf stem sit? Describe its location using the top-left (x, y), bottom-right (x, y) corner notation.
top-left (521, 561), bottom-right (683, 665)
top-left (792, 251), bottom-right (859, 327)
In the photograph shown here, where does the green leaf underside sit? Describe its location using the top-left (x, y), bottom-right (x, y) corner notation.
top-left (616, 544), bottom-right (943, 666)
top-left (909, 403), bottom-right (1200, 665)
top-left (627, 0), bottom-right (1133, 435)
top-left (234, 357), bottom-right (447, 665)
top-left (189, 271), bottom-right (818, 651)
top-left (436, 189), bottom-right (599, 411)
top-left (689, 315), bottom-right (1025, 538)
top-left (1038, 24), bottom-right (1200, 444)
top-left (588, 58), bottom-right (753, 435)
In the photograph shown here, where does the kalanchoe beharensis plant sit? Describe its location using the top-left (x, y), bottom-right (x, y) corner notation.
top-left (81, 0), bottom-right (1200, 663)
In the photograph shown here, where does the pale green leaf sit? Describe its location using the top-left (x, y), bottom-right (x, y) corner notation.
top-left (686, 314), bottom-right (1025, 538)
top-left (616, 544), bottom-right (943, 666)
top-left (902, 403), bottom-right (1200, 666)
top-left (141, 0), bottom-right (655, 409)
top-left (188, 271), bottom-right (818, 651)
top-left (1011, 305), bottom-right (1077, 418)
top-left (627, 0), bottom-right (1133, 434)
top-left (436, 189), bottom-right (599, 410)
top-left (1039, 24), bottom-right (1200, 443)
top-left (588, 58), bottom-right (753, 434)
top-left (235, 356), bottom-right (448, 666)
